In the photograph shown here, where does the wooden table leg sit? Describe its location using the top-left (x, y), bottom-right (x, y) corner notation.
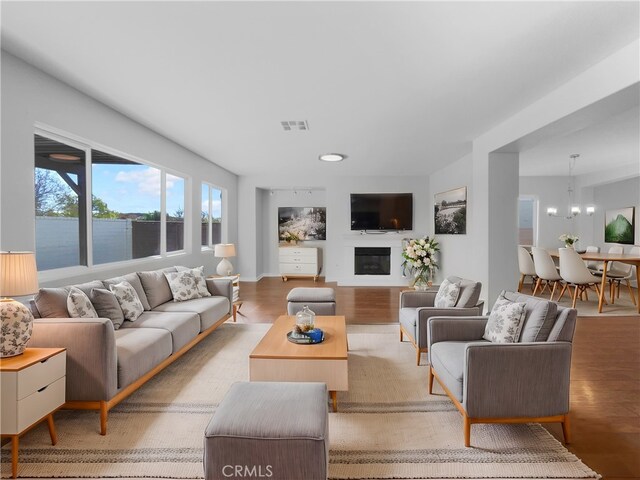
top-left (47, 413), bottom-right (58, 445)
top-left (598, 261), bottom-right (609, 313)
top-left (330, 391), bottom-right (337, 412)
top-left (11, 435), bottom-right (18, 478)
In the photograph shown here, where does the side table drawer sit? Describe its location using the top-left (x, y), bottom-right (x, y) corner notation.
top-left (18, 351), bottom-right (66, 400)
top-left (17, 376), bottom-right (66, 433)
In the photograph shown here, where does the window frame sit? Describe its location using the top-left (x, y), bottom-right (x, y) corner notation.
top-left (34, 124), bottom-right (191, 282)
top-left (201, 181), bottom-right (227, 250)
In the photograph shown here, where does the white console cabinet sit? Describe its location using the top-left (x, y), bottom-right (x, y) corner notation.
top-left (279, 246), bottom-right (321, 282)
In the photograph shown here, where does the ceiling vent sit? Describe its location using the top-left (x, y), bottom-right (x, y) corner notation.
top-left (281, 120), bottom-right (309, 131)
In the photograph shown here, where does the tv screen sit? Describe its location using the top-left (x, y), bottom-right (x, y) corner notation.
top-left (350, 193), bottom-right (413, 231)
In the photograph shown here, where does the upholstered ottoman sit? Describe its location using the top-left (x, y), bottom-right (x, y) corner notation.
top-left (287, 287), bottom-right (336, 315)
top-left (203, 382), bottom-right (329, 480)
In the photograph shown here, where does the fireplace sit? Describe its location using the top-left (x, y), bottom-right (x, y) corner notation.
top-left (354, 247), bottom-right (391, 275)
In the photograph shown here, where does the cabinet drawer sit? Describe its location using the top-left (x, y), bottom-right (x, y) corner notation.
top-left (280, 263), bottom-right (318, 275)
top-left (279, 248), bottom-right (317, 259)
top-left (18, 351), bottom-right (66, 400)
top-left (16, 376), bottom-right (65, 434)
top-left (280, 256), bottom-right (315, 264)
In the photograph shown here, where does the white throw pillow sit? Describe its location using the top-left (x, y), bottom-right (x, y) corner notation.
top-left (483, 295), bottom-right (526, 343)
top-left (164, 271), bottom-right (201, 302)
top-left (109, 281), bottom-right (144, 321)
top-left (67, 286), bottom-right (98, 318)
top-left (186, 266), bottom-right (211, 298)
top-left (434, 278), bottom-right (461, 308)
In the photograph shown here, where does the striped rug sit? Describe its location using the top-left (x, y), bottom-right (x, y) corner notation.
top-left (1, 323), bottom-right (599, 479)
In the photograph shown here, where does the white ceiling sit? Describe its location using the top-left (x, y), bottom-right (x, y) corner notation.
top-left (1, 1), bottom-right (639, 178)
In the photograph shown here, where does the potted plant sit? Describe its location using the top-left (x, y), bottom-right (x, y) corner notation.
top-left (559, 233), bottom-right (579, 249)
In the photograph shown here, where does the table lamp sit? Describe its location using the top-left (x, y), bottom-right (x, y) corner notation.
top-left (1, 251), bottom-right (39, 357)
top-left (214, 243), bottom-right (236, 276)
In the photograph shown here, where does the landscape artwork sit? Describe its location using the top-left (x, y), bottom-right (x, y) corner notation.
top-left (278, 207), bottom-right (326, 241)
top-left (604, 207), bottom-right (635, 244)
top-left (434, 187), bottom-right (467, 235)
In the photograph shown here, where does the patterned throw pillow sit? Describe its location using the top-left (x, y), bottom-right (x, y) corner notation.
top-left (184, 266), bottom-right (211, 298)
top-left (483, 295), bottom-right (526, 343)
top-left (164, 271), bottom-right (200, 302)
top-left (434, 278), bottom-right (461, 308)
top-left (67, 286), bottom-right (98, 318)
top-left (109, 281), bottom-right (144, 321)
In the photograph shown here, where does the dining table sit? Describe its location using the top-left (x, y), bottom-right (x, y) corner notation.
top-left (549, 249), bottom-right (640, 314)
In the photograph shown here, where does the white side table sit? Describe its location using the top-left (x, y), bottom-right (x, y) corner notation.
top-left (0, 348), bottom-right (66, 478)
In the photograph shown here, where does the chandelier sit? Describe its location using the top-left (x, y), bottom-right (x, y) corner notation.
top-left (546, 154), bottom-right (595, 218)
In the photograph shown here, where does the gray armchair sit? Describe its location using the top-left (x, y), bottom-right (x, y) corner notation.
top-left (399, 276), bottom-right (484, 365)
top-left (427, 291), bottom-right (577, 447)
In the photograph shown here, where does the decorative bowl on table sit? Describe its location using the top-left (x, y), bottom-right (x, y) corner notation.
top-left (287, 327), bottom-right (324, 344)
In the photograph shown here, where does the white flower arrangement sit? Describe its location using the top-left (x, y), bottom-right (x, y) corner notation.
top-left (402, 237), bottom-right (440, 285)
top-left (559, 233), bottom-right (579, 246)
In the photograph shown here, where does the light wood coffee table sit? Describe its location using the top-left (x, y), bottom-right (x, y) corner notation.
top-left (249, 315), bottom-right (348, 412)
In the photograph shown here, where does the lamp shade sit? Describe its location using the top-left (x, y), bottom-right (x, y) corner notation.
top-left (214, 244), bottom-right (236, 258)
top-left (0, 251), bottom-right (39, 297)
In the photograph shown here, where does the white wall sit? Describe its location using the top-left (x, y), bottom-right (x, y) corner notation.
top-left (238, 173), bottom-right (429, 285)
top-left (0, 51), bottom-right (238, 286)
top-left (428, 154), bottom-right (474, 284)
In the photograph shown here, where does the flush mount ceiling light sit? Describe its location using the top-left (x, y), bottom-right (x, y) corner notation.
top-left (319, 153), bottom-right (346, 162)
top-left (49, 153), bottom-right (81, 161)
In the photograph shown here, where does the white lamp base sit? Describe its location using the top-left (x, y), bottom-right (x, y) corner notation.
top-left (216, 258), bottom-right (234, 276)
top-left (1, 299), bottom-right (34, 357)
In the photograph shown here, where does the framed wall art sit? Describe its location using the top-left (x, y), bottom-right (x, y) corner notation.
top-left (604, 207), bottom-right (635, 244)
top-left (278, 207), bottom-right (326, 241)
top-left (434, 186), bottom-right (467, 235)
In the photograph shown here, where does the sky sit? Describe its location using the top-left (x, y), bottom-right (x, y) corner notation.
top-left (45, 164), bottom-right (221, 217)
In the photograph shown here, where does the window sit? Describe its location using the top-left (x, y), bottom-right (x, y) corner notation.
top-left (34, 134), bottom-right (88, 270)
top-left (34, 131), bottom-right (188, 272)
top-left (201, 183), bottom-right (223, 247)
top-left (518, 196), bottom-right (538, 246)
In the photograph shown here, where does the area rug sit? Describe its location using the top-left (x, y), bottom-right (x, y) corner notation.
top-left (1, 323), bottom-right (600, 479)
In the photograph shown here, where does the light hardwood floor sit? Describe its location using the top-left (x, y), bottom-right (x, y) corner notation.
top-left (238, 277), bottom-right (640, 480)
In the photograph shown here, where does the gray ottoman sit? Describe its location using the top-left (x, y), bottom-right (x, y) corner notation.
top-left (287, 287), bottom-right (336, 315)
top-left (204, 382), bottom-right (329, 480)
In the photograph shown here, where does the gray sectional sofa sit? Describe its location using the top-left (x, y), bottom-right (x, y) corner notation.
top-left (27, 266), bottom-right (233, 435)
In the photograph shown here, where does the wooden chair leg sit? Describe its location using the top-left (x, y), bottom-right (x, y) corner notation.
top-left (571, 285), bottom-right (579, 308)
top-left (557, 283), bottom-right (568, 301)
top-left (532, 278), bottom-right (542, 296)
top-left (518, 274), bottom-right (525, 293)
top-left (583, 286), bottom-right (589, 301)
top-left (428, 367), bottom-right (434, 394)
top-left (100, 401), bottom-right (108, 436)
top-left (626, 280), bottom-right (637, 306)
top-left (550, 281), bottom-right (558, 301)
top-left (416, 348), bottom-right (421, 366)
top-left (463, 415), bottom-right (471, 447)
top-left (400, 327), bottom-right (403, 342)
top-left (561, 413), bottom-right (571, 444)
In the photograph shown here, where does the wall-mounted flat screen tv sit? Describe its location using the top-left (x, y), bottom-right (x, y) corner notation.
top-left (350, 193), bottom-right (413, 231)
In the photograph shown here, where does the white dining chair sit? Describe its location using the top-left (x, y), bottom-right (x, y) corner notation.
top-left (531, 247), bottom-right (564, 300)
top-left (558, 247), bottom-right (603, 308)
top-left (517, 246), bottom-right (537, 293)
top-left (584, 246), bottom-right (600, 271)
top-left (600, 246), bottom-right (638, 306)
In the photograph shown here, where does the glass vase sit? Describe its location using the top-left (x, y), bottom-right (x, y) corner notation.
top-left (296, 305), bottom-right (315, 331)
top-left (413, 272), bottom-right (430, 291)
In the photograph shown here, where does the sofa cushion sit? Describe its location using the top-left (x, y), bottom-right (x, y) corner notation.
top-left (104, 273), bottom-right (151, 310)
top-left (449, 277), bottom-right (481, 308)
top-left (501, 291), bottom-right (557, 342)
top-left (119, 311), bottom-right (200, 352)
top-left (430, 341), bottom-right (468, 401)
top-left (153, 296), bottom-right (230, 331)
top-left (91, 288), bottom-right (125, 330)
top-left (109, 281), bottom-right (144, 321)
top-left (483, 295), bottom-right (526, 343)
top-left (71, 280), bottom-right (106, 297)
top-left (34, 287), bottom-right (70, 318)
top-left (176, 266), bottom-right (211, 298)
top-left (164, 270), bottom-right (201, 302)
top-left (138, 269), bottom-right (174, 309)
top-left (114, 328), bottom-right (172, 390)
top-left (67, 287), bottom-right (98, 318)
top-left (434, 278), bottom-right (460, 308)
